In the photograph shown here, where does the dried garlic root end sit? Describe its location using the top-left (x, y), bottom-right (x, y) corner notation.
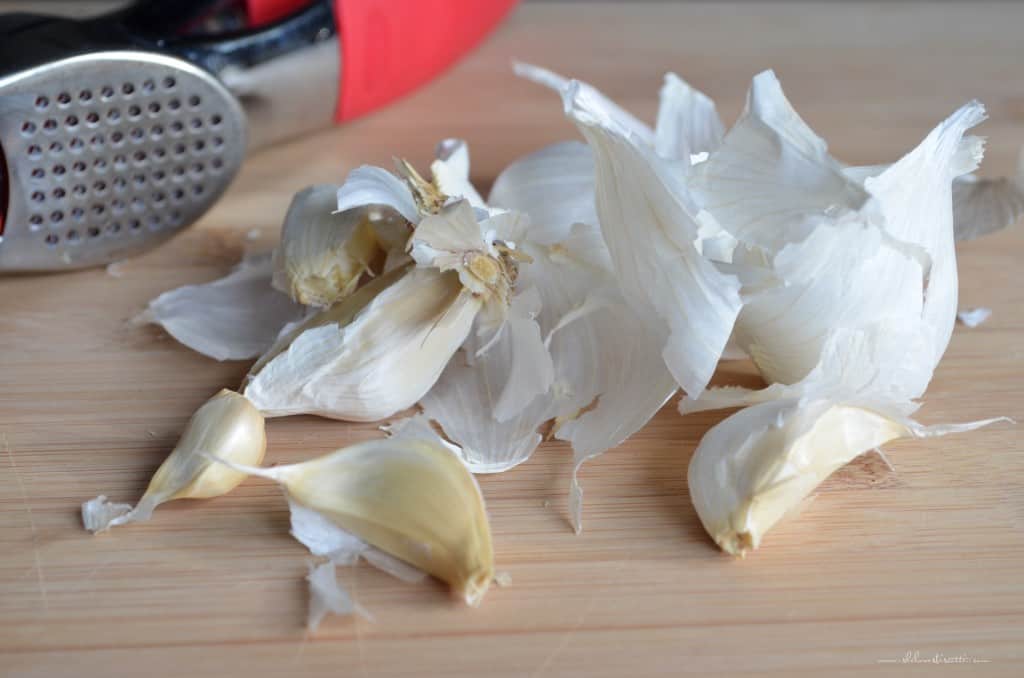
top-left (83, 389), bottom-right (266, 533)
top-left (689, 400), bottom-right (907, 557)
top-left (239, 436), bottom-right (495, 605)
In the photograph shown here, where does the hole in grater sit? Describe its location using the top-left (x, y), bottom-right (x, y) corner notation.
top-left (168, 99), bottom-right (181, 111)
top-left (57, 92), bottom-right (71, 106)
top-left (93, 180), bottom-right (107, 194)
top-left (193, 140), bottom-right (205, 153)
top-left (131, 197), bottom-right (144, 212)
top-left (129, 218), bottom-right (141, 230)
top-left (173, 143), bottom-right (186, 156)
top-left (43, 119), bottom-right (57, 133)
top-left (193, 184), bottom-right (204, 196)
top-left (52, 187), bottom-right (65, 199)
top-left (163, 76), bottom-right (176, 90)
top-left (188, 95), bottom-right (201, 108)
top-left (45, 233), bottom-right (58, 245)
top-left (113, 154), bottom-right (127, 169)
top-left (108, 222), bottom-right (121, 234)
top-left (212, 136), bottom-right (223, 148)
top-left (133, 150), bottom-right (147, 164)
top-left (172, 188), bottom-right (184, 201)
top-left (65, 115), bottom-right (79, 128)
top-left (71, 207), bottom-right (84, 221)
top-left (113, 177), bottom-right (126, 191)
top-left (110, 131), bottom-right (124, 146)
top-left (122, 83), bottom-right (135, 96)
top-left (211, 158), bottom-right (223, 171)
top-left (72, 184), bottom-right (86, 197)
top-left (31, 168), bottom-right (44, 179)
top-left (72, 161), bottom-right (86, 174)
top-left (89, 134), bottom-right (103, 148)
top-left (100, 85), bottom-right (114, 100)
top-left (49, 141), bottom-right (63, 154)
top-left (190, 118), bottom-right (203, 130)
top-left (35, 96), bottom-right (49, 110)
top-left (170, 121), bottom-right (184, 134)
top-left (30, 214), bottom-right (43, 226)
top-left (153, 169), bottom-right (166, 182)
top-left (191, 162), bottom-right (204, 175)
top-left (21, 121), bottom-right (36, 136)
top-left (148, 214), bottom-right (161, 229)
top-left (142, 79), bottom-right (155, 94)
top-left (148, 102), bottom-right (161, 115)
top-left (52, 164), bottom-right (66, 176)
top-left (112, 199), bottom-right (125, 213)
top-left (107, 109), bottom-right (121, 122)
top-left (27, 145), bottom-right (41, 159)
top-left (79, 90), bottom-right (92, 103)
top-left (93, 158), bottom-right (108, 172)
top-left (131, 128), bottom-right (144, 141)
top-left (91, 204), bottom-right (104, 216)
top-left (66, 229), bottom-right (79, 242)
top-left (153, 148), bottom-right (166, 160)
top-left (151, 125), bottom-right (164, 139)
top-left (50, 210), bottom-right (63, 223)
top-left (173, 166), bottom-right (185, 178)
top-left (210, 114), bottom-right (222, 127)
top-left (69, 137), bottom-right (84, 152)
top-left (133, 174), bottom-right (145, 187)
top-left (170, 210), bottom-right (182, 224)
top-left (87, 226), bottom-right (100, 238)
top-left (31, 191), bottom-right (44, 203)
top-left (86, 112), bottom-right (100, 126)
top-left (153, 192), bottom-right (166, 205)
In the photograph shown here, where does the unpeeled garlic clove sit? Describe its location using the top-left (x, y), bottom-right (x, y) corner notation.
top-left (271, 185), bottom-right (383, 308)
top-left (213, 436), bottom-right (495, 606)
top-left (244, 263), bottom-right (482, 422)
top-left (688, 398), bottom-right (1006, 556)
top-left (82, 389), bottom-right (266, 532)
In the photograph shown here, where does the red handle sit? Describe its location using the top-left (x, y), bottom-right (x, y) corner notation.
top-left (249, 0), bottom-right (518, 122)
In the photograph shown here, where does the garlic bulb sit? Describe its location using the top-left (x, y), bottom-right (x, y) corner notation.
top-left (271, 185), bottom-right (381, 307)
top-left (83, 389), bottom-right (266, 532)
top-left (209, 434), bottom-right (495, 606)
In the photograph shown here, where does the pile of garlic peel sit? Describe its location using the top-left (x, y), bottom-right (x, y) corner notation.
top-left (90, 64), bottom-right (1020, 628)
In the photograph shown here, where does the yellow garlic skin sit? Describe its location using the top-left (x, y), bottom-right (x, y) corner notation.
top-left (278, 438), bottom-right (494, 606)
top-left (144, 389), bottom-right (266, 503)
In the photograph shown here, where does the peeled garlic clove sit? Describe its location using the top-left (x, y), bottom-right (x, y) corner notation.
top-left (271, 185), bottom-right (382, 307)
top-left (688, 398), bottom-right (1006, 555)
top-left (218, 436), bottom-right (495, 606)
top-left (244, 264), bottom-right (482, 421)
top-left (82, 389), bottom-right (266, 532)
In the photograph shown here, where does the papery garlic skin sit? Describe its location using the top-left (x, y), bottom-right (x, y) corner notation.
top-left (216, 437), bottom-right (495, 606)
top-left (272, 185), bottom-right (381, 307)
top-left (245, 265), bottom-right (481, 421)
top-left (82, 389), bottom-right (266, 532)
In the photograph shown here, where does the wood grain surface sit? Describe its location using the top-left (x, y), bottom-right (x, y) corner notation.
top-left (2, 2), bottom-right (1022, 676)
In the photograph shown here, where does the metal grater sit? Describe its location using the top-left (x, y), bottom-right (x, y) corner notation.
top-left (0, 52), bottom-right (246, 270)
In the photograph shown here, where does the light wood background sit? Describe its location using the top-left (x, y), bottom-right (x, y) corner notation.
top-left (2, 2), bottom-right (1022, 676)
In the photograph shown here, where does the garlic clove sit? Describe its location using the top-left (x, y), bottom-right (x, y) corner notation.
top-left (214, 436), bottom-right (495, 606)
top-left (688, 397), bottom-right (1007, 555)
top-left (82, 389), bottom-right (266, 532)
top-left (135, 253), bottom-right (305, 361)
top-left (244, 265), bottom-right (481, 422)
top-left (271, 185), bottom-right (382, 307)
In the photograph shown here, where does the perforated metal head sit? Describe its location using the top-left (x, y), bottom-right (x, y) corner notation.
top-left (0, 51), bottom-right (246, 271)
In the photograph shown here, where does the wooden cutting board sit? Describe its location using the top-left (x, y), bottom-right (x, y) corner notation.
top-left (2, 3), bottom-right (1022, 676)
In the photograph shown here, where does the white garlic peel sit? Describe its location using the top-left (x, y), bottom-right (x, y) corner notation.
top-left (83, 390), bottom-right (266, 532)
top-left (957, 307), bottom-right (992, 328)
top-left (305, 561), bottom-right (372, 632)
top-left (208, 435), bottom-right (495, 606)
top-left (271, 185), bottom-right (381, 308)
top-left (526, 64), bottom-right (1014, 552)
top-left (135, 253), bottom-right (305, 361)
top-left (689, 398), bottom-right (1009, 555)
